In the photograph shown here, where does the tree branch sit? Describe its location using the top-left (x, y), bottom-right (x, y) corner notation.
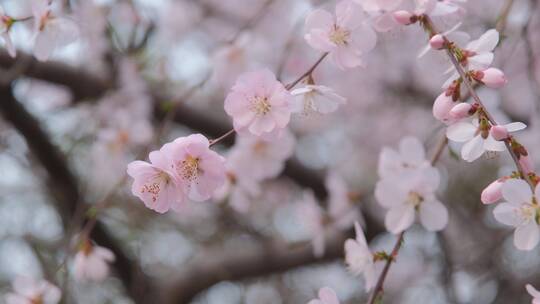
top-left (0, 84), bottom-right (151, 303)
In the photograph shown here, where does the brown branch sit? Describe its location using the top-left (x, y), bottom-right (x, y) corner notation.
top-left (0, 50), bottom-right (110, 100)
top-left (164, 213), bottom-right (384, 304)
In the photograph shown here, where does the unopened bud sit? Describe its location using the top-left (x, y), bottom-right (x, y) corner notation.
top-left (490, 125), bottom-right (509, 141)
top-left (473, 68), bottom-right (507, 89)
top-left (393, 11), bottom-right (415, 25)
top-left (481, 178), bottom-right (506, 205)
top-left (449, 103), bottom-right (472, 120)
top-left (429, 34), bottom-right (445, 50)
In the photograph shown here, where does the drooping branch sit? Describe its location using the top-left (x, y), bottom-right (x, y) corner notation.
top-left (0, 84), bottom-right (152, 303)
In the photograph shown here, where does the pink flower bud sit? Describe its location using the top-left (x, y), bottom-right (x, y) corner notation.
top-left (429, 34), bottom-right (445, 50)
top-left (519, 155), bottom-right (535, 175)
top-left (475, 68), bottom-right (507, 89)
top-left (393, 11), bottom-right (414, 25)
top-left (490, 125), bottom-right (509, 141)
top-left (433, 92), bottom-right (455, 124)
top-left (449, 103), bottom-right (472, 120)
top-left (481, 178), bottom-right (506, 204)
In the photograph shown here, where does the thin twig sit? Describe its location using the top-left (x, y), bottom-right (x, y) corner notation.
top-left (285, 52), bottom-right (328, 90)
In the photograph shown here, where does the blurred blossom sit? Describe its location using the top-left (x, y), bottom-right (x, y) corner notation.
top-left (244, 283), bottom-right (282, 304)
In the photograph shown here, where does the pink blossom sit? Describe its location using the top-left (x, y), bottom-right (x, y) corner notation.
top-left (326, 172), bottom-right (360, 229)
top-left (375, 167), bottom-right (448, 234)
top-left (227, 130), bottom-right (295, 181)
top-left (5, 276), bottom-right (61, 304)
top-left (297, 190), bottom-right (326, 257)
top-left (378, 136), bottom-right (428, 179)
top-left (353, 0), bottom-right (404, 32)
top-left (473, 68), bottom-right (508, 89)
top-left (449, 103), bottom-right (472, 120)
top-left (224, 69), bottom-right (292, 138)
top-left (73, 243), bottom-right (115, 282)
top-left (493, 179), bottom-right (540, 250)
top-left (344, 221), bottom-right (377, 291)
top-left (290, 85), bottom-right (346, 116)
top-left (32, 0), bottom-right (79, 61)
top-left (127, 150), bottom-right (184, 213)
top-left (308, 286), bottom-right (340, 304)
top-left (161, 134), bottom-right (226, 202)
top-left (304, 0), bottom-right (377, 69)
top-left (481, 178), bottom-right (506, 205)
top-left (214, 172), bottom-right (261, 213)
top-left (446, 119), bottom-right (526, 162)
top-left (297, 184), bottom-right (359, 257)
top-left (526, 284), bottom-right (540, 304)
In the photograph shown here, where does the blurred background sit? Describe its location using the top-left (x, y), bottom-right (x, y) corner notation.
top-left (0, 0), bottom-right (539, 303)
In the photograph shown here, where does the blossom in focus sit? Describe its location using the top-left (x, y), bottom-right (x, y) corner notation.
top-left (493, 179), bottom-right (540, 251)
top-left (0, 6), bottom-right (15, 57)
top-left (353, 0), bottom-right (404, 32)
top-left (127, 150), bottom-right (184, 213)
top-left (443, 29), bottom-right (499, 88)
top-left (161, 134), bottom-right (226, 202)
top-left (73, 242), bottom-right (115, 282)
top-left (304, 0), bottom-right (377, 69)
top-left (375, 166), bottom-right (448, 234)
top-left (446, 118), bottom-right (526, 162)
top-left (32, 0), bottom-right (79, 61)
top-left (308, 286), bottom-right (340, 304)
top-left (5, 276), bottom-right (61, 304)
top-left (378, 136), bottom-right (428, 179)
top-left (224, 69), bottom-right (292, 138)
top-left (526, 284), bottom-right (540, 304)
top-left (344, 221), bottom-right (377, 291)
top-left (290, 85), bottom-right (346, 116)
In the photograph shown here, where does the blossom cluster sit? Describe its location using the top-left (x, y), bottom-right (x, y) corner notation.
top-left (375, 137), bottom-right (448, 234)
top-left (0, 0), bottom-right (78, 61)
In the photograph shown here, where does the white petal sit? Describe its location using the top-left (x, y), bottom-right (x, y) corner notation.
top-left (461, 135), bottom-right (485, 162)
top-left (399, 136), bottom-right (425, 166)
top-left (503, 122), bottom-right (527, 132)
top-left (526, 284), bottom-right (540, 298)
top-left (493, 202), bottom-right (521, 226)
top-left (502, 179), bottom-right (532, 205)
top-left (419, 200), bottom-right (448, 231)
top-left (385, 204), bottom-right (415, 234)
top-left (483, 135), bottom-right (506, 152)
top-left (514, 221), bottom-right (540, 251)
top-left (446, 121), bottom-right (476, 142)
top-left (354, 221), bottom-right (368, 247)
top-left (467, 29), bottom-right (499, 53)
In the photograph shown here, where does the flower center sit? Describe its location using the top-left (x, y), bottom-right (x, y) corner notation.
top-left (253, 140), bottom-right (268, 154)
top-left (329, 26), bottom-right (350, 46)
top-left (407, 191), bottom-right (424, 208)
top-left (250, 96), bottom-right (271, 115)
top-left (519, 204), bottom-right (537, 222)
top-left (31, 297), bottom-right (43, 304)
top-left (180, 155), bottom-right (201, 182)
top-left (140, 172), bottom-right (170, 203)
